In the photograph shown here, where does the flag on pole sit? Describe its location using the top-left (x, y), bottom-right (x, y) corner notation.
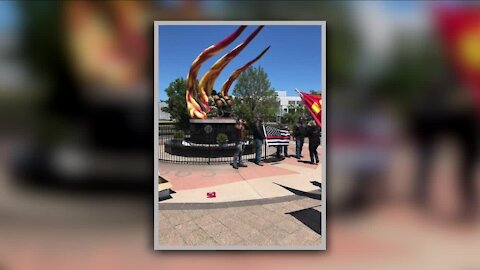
top-left (295, 88), bottom-right (322, 127)
top-left (435, 6), bottom-right (480, 112)
top-left (263, 125), bottom-right (290, 146)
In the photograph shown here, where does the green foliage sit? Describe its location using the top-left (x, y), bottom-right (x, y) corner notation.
top-left (281, 104), bottom-right (311, 129)
top-left (163, 78), bottom-right (190, 129)
top-left (373, 38), bottom-right (449, 116)
top-left (232, 66), bottom-right (279, 125)
top-left (173, 130), bottom-right (185, 139)
top-left (216, 133), bottom-right (229, 143)
top-left (19, 2), bottom-right (60, 79)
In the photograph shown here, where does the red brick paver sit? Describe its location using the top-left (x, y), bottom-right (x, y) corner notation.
top-left (159, 161), bottom-right (299, 191)
top-left (159, 144), bottom-right (319, 191)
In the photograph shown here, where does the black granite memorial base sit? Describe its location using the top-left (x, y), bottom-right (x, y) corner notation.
top-left (189, 118), bottom-right (236, 144)
top-left (164, 139), bottom-right (254, 158)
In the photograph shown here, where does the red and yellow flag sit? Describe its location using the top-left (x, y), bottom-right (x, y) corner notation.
top-left (436, 6), bottom-right (480, 110)
top-left (297, 90), bottom-right (322, 127)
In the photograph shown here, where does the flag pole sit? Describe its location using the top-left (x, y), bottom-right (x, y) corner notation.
top-left (294, 88), bottom-right (302, 96)
top-left (295, 88), bottom-right (305, 117)
top-left (262, 124), bottom-right (267, 160)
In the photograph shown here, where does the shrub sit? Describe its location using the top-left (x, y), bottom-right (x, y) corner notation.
top-left (173, 130), bottom-right (185, 139)
top-left (216, 133), bottom-right (229, 144)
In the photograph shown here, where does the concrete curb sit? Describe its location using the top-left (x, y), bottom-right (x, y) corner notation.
top-left (159, 189), bottom-right (321, 210)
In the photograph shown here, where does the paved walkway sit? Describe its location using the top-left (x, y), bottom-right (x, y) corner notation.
top-left (159, 196), bottom-right (321, 247)
top-left (158, 144), bottom-right (323, 247)
top-left (159, 144), bottom-right (322, 203)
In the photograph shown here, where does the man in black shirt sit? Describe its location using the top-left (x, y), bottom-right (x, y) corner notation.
top-left (252, 116), bottom-right (265, 166)
top-left (293, 117), bottom-right (307, 159)
top-left (307, 120), bottom-right (321, 164)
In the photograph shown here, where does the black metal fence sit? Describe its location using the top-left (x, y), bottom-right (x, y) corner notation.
top-left (158, 122), bottom-right (275, 164)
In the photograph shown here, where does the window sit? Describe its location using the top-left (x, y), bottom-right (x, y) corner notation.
top-left (288, 100), bottom-right (296, 105)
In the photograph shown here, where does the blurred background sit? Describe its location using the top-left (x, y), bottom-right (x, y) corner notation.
top-left (0, 1), bottom-right (480, 269)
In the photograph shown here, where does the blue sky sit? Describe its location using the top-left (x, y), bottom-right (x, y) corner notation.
top-left (0, 1), bottom-right (20, 29)
top-left (158, 25), bottom-right (322, 100)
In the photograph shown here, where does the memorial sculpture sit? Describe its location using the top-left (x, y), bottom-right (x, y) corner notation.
top-left (186, 25), bottom-right (270, 119)
top-left (166, 26), bottom-right (270, 159)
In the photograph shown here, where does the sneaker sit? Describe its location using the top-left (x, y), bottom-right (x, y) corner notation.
top-left (315, 161), bottom-right (319, 165)
top-left (239, 164), bottom-right (248, 167)
top-left (254, 162), bottom-right (264, 166)
top-left (300, 155), bottom-right (304, 158)
top-left (232, 164), bottom-right (239, 169)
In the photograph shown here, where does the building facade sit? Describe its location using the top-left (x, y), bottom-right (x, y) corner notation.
top-left (275, 90), bottom-right (302, 117)
top-left (158, 101), bottom-right (171, 120)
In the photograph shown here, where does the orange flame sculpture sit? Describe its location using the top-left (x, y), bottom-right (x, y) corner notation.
top-left (186, 26), bottom-right (270, 119)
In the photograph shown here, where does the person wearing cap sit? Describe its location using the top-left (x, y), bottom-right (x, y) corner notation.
top-left (293, 117), bottom-right (307, 159)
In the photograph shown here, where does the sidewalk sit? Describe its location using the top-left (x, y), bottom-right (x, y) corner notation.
top-left (159, 145), bottom-right (322, 203)
top-left (159, 197), bottom-right (321, 247)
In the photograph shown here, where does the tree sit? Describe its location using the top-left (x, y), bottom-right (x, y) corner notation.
top-left (232, 66), bottom-right (279, 125)
top-left (373, 35), bottom-right (449, 117)
top-left (163, 78), bottom-right (190, 129)
top-left (281, 104), bottom-right (311, 129)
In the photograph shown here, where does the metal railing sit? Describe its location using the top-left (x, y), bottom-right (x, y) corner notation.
top-left (158, 122), bottom-right (275, 164)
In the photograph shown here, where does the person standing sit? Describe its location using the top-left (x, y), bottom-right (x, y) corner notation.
top-left (307, 120), bottom-right (321, 164)
top-left (276, 124), bottom-right (290, 159)
top-left (232, 118), bottom-right (248, 169)
top-left (252, 116), bottom-right (265, 166)
top-left (293, 117), bottom-right (307, 159)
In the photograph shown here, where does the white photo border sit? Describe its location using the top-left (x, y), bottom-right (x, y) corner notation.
top-left (154, 21), bottom-right (326, 251)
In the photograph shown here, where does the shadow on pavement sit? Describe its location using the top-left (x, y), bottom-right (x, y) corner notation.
top-left (274, 183), bottom-right (321, 200)
top-left (247, 156), bottom-right (284, 164)
top-left (263, 157), bottom-right (284, 164)
top-left (297, 160), bottom-right (315, 165)
top-left (287, 208), bottom-right (322, 235)
top-left (310, 181), bottom-right (321, 189)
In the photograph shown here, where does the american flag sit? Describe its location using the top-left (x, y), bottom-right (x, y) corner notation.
top-left (263, 125), bottom-right (290, 146)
